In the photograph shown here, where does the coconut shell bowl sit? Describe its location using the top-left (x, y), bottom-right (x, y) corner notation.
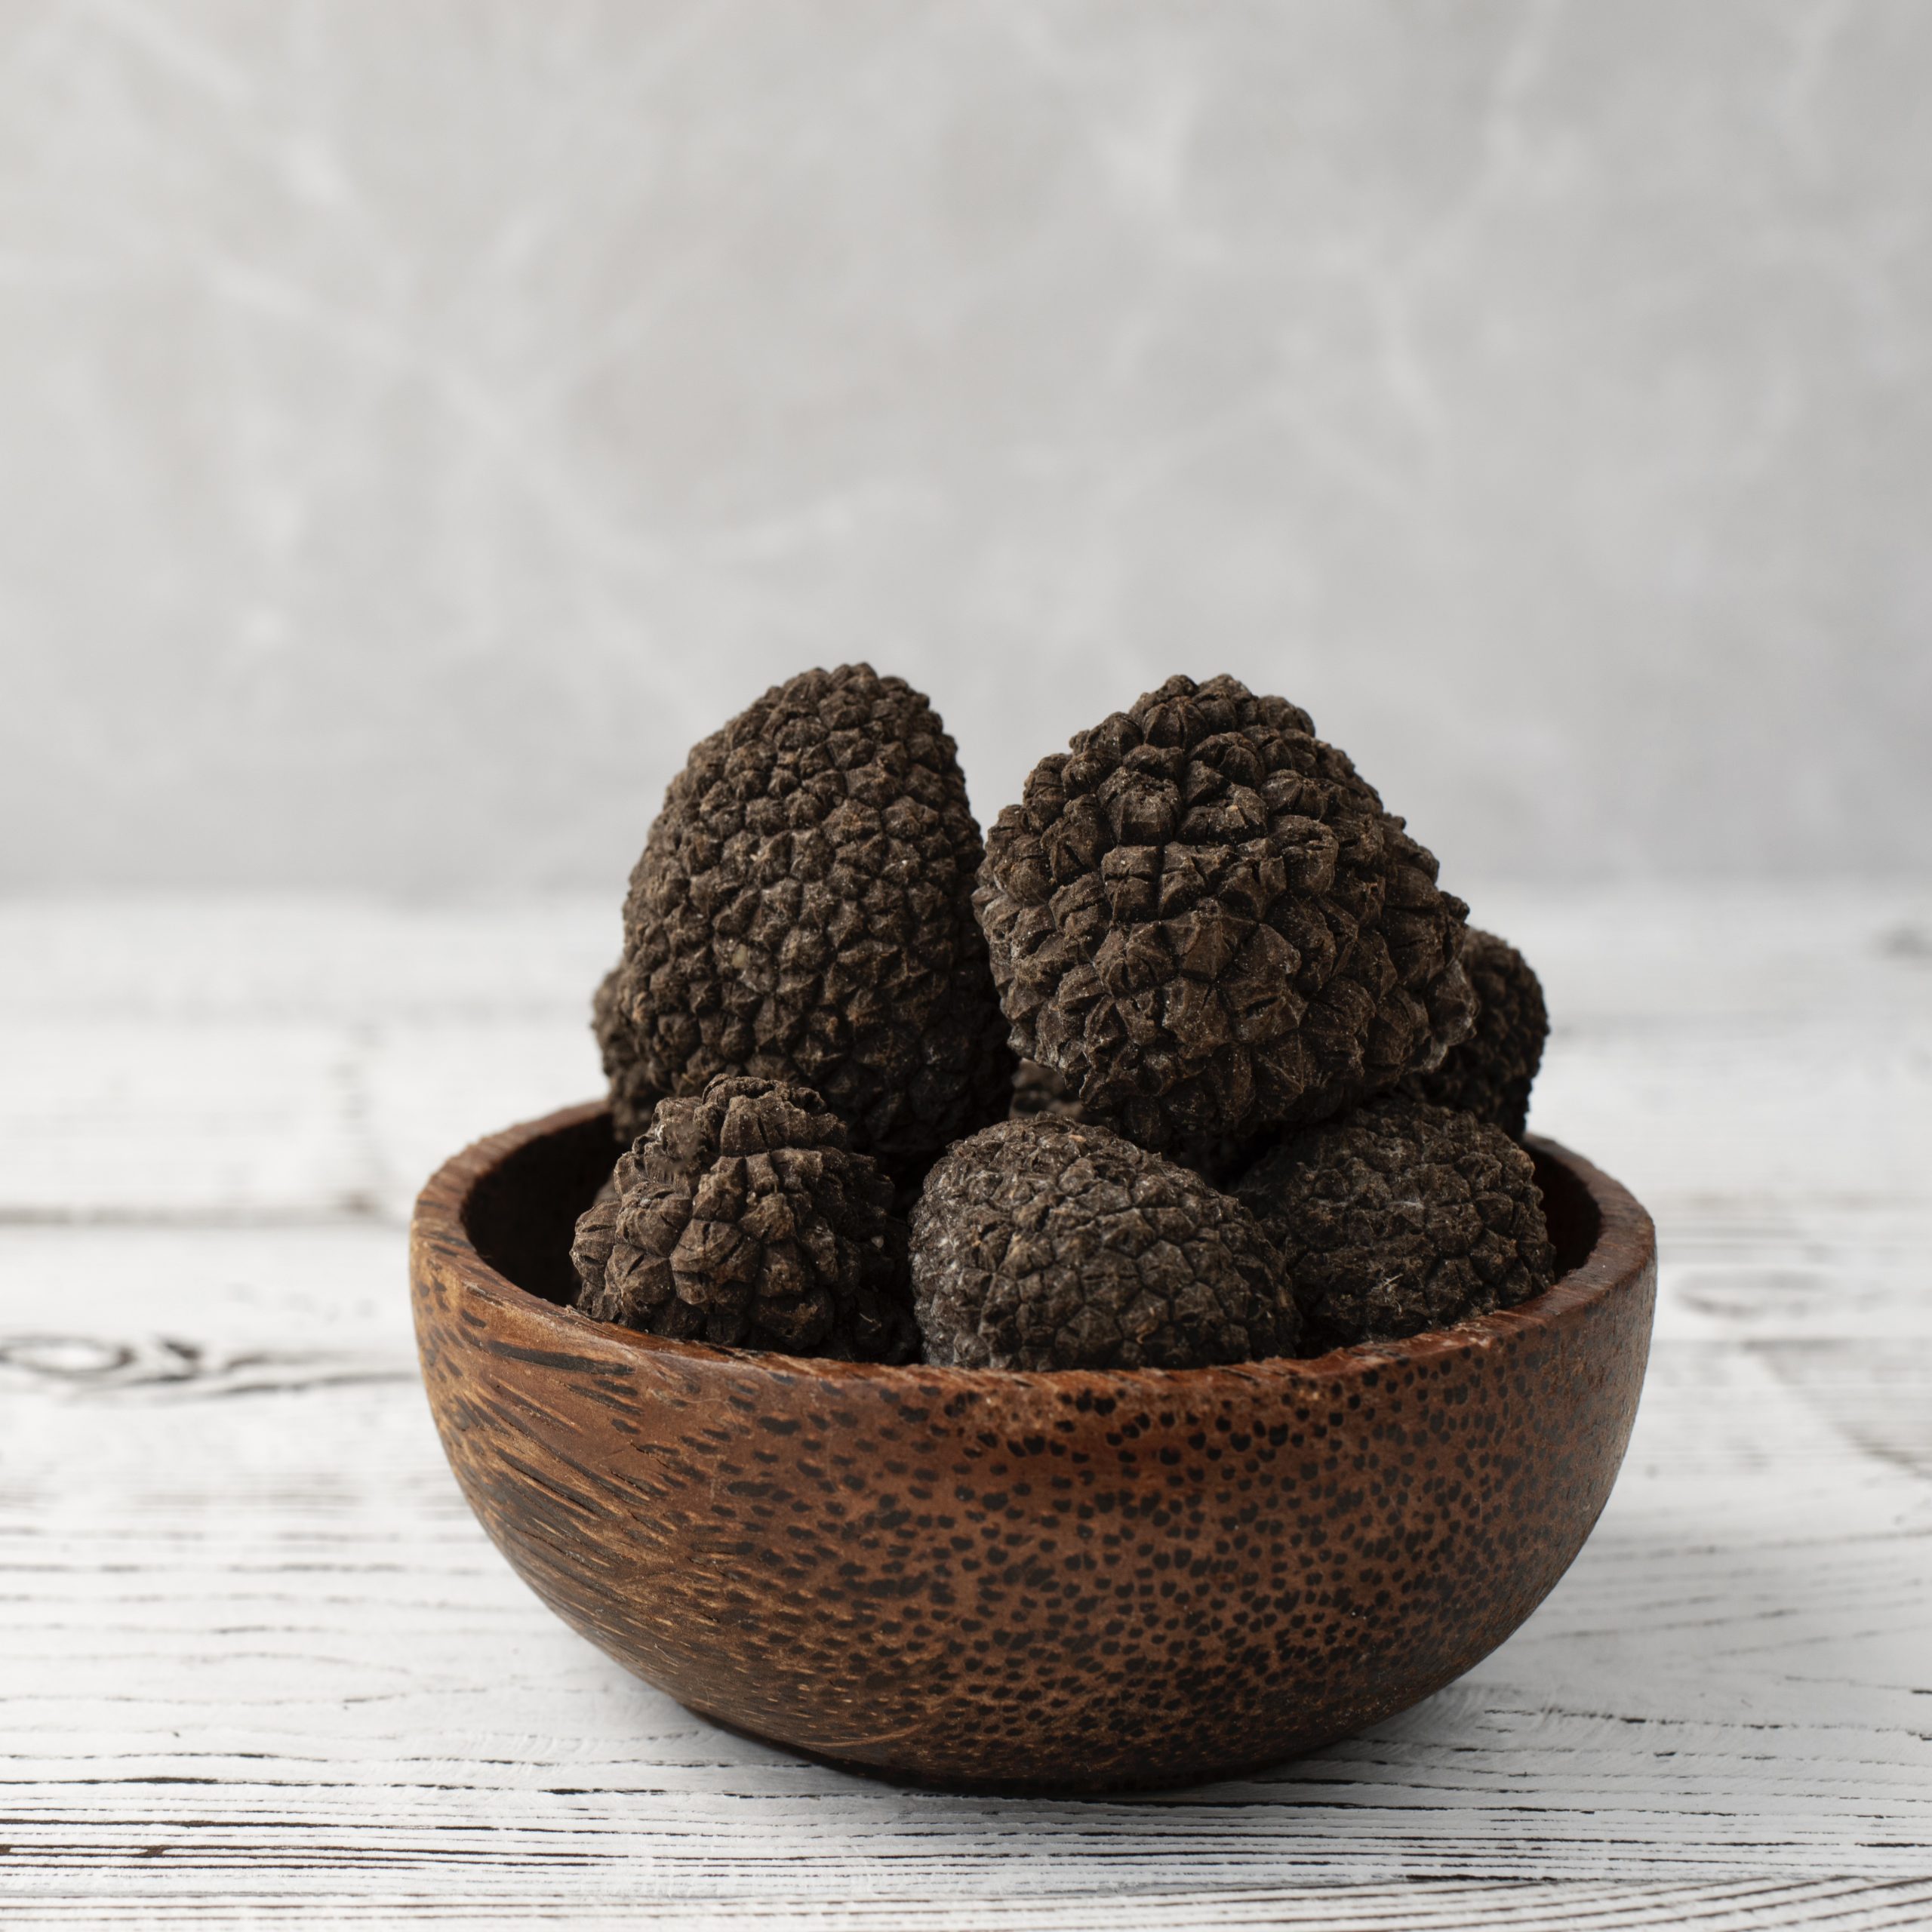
top-left (411, 1102), bottom-right (1655, 1792)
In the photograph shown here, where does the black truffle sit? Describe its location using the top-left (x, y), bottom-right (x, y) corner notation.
top-left (571, 1075), bottom-right (915, 1361)
top-left (1234, 1096), bottom-right (1555, 1353)
top-left (910, 1115), bottom-right (1298, 1371)
top-left (976, 673), bottom-right (1475, 1153)
top-left (1401, 928), bottom-right (1548, 1138)
top-left (595, 664), bottom-right (1014, 1155)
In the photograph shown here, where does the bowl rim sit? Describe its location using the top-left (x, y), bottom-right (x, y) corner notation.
top-left (412, 1100), bottom-right (1656, 1394)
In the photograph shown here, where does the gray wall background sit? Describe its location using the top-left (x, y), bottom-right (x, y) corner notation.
top-left (2, 0), bottom-right (1925, 894)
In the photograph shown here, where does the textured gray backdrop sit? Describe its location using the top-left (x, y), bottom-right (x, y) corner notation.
top-left (2, 0), bottom-right (1925, 891)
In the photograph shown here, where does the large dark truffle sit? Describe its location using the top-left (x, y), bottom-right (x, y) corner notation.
top-left (910, 1115), bottom-right (1298, 1371)
top-left (571, 1075), bottom-right (915, 1361)
top-left (1235, 1097), bottom-right (1554, 1353)
top-left (976, 673), bottom-right (1475, 1153)
top-left (595, 664), bottom-right (1014, 1157)
top-left (1401, 928), bottom-right (1548, 1138)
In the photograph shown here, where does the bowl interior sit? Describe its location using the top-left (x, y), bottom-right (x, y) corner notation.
top-left (463, 1108), bottom-right (616, 1307)
top-left (463, 1109), bottom-right (1603, 1331)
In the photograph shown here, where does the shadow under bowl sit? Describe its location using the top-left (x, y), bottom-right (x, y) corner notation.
top-left (410, 1103), bottom-right (1655, 1792)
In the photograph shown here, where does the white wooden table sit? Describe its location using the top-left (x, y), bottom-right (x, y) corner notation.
top-left (3, 885), bottom-right (1929, 1929)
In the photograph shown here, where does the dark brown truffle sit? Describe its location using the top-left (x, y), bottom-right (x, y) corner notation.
top-left (595, 664), bottom-right (1014, 1155)
top-left (571, 1075), bottom-right (915, 1361)
top-left (910, 1115), bottom-right (1298, 1371)
top-left (1401, 928), bottom-right (1548, 1138)
top-left (975, 673), bottom-right (1475, 1153)
top-left (1234, 1096), bottom-right (1555, 1353)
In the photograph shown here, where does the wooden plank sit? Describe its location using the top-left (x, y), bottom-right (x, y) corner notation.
top-left (0, 894), bottom-right (608, 1223)
top-left (0, 1013), bottom-right (601, 1226)
top-left (0, 895), bottom-right (619, 1024)
top-left (7, 1881), bottom-right (1932, 1931)
top-left (7, 1880), bottom-right (1932, 1930)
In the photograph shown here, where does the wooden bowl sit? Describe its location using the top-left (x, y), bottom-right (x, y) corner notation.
top-left (411, 1103), bottom-right (1655, 1792)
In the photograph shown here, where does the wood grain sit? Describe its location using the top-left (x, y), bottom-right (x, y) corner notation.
top-left (2, 888), bottom-right (1928, 1924)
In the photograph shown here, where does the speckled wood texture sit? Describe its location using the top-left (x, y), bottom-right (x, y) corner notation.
top-left (411, 1102), bottom-right (1654, 1792)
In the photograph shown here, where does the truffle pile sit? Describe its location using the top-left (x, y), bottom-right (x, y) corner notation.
top-left (573, 666), bottom-right (1556, 1367)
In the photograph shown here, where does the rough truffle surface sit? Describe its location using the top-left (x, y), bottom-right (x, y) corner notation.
top-left (1401, 928), bottom-right (1548, 1138)
top-left (910, 1115), bottom-right (1298, 1371)
top-left (592, 967), bottom-right (664, 1149)
top-left (1235, 1097), bottom-right (1555, 1353)
top-left (976, 673), bottom-right (1474, 1152)
top-left (596, 664), bottom-right (1014, 1155)
top-left (571, 1077), bottom-right (914, 1361)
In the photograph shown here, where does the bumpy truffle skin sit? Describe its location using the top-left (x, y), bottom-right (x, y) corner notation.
top-left (1008, 1057), bottom-right (1257, 1191)
top-left (596, 664), bottom-right (1014, 1155)
top-left (910, 1115), bottom-right (1299, 1371)
top-left (592, 967), bottom-right (665, 1147)
top-left (1400, 928), bottom-right (1548, 1138)
top-left (1235, 1097), bottom-right (1555, 1354)
top-left (976, 674), bottom-right (1475, 1153)
top-left (571, 1076), bottom-right (915, 1362)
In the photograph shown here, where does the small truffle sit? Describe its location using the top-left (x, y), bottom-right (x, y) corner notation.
top-left (976, 673), bottom-right (1475, 1153)
top-left (596, 664), bottom-right (1015, 1155)
top-left (1235, 1097), bottom-right (1555, 1353)
top-left (1401, 928), bottom-right (1548, 1138)
top-left (910, 1115), bottom-right (1298, 1371)
top-left (571, 1075), bottom-right (915, 1361)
